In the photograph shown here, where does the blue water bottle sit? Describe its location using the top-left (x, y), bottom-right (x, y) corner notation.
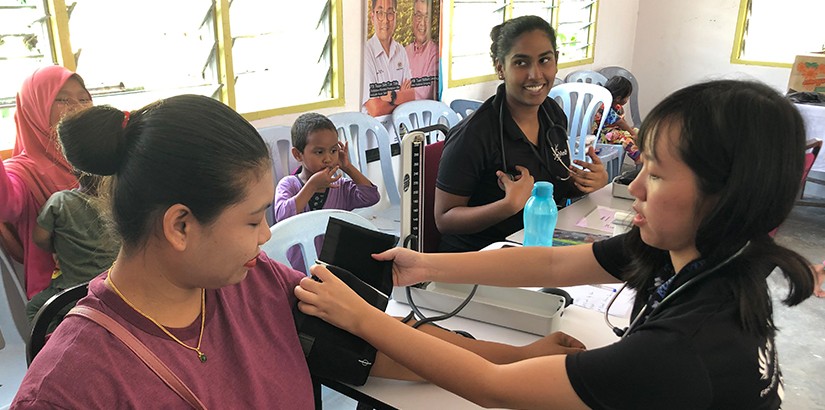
top-left (522, 181), bottom-right (558, 247)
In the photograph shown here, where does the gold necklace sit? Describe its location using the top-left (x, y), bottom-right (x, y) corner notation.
top-left (106, 268), bottom-right (208, 363)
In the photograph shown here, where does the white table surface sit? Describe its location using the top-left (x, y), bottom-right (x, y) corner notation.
top-left (796, 103), bottom-right (825, 172)
top-left (507, 183), bottom-right (634, 243)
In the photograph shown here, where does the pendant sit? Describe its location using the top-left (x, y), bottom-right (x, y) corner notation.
top-left (198, 352), bottom-right (207, 363)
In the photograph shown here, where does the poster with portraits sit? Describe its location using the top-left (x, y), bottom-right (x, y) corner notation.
top-left (362, 0), bottom-right (441, 118)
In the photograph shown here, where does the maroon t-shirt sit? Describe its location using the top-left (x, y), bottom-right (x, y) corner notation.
top-left (13, 253), bottom-right (314, 409)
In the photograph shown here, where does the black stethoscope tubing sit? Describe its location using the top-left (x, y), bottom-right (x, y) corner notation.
top-left (604, 241), bottom-right (751, 338)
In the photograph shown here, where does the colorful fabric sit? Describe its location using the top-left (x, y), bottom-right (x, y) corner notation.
top-left (593, 104), bottom-right (641, 163)
top-left (1, 66), bottom-right (83, 297)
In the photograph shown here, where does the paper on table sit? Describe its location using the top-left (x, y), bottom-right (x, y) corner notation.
top-left (576, 205), bottom-right (622, 234)
top-left (560, 283), bottom-right (636, 317)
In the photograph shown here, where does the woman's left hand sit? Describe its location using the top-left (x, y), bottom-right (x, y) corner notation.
top-left (570, 146), bottom-right (609, 193)
top-left (294, 264), bottom-right (375, 333)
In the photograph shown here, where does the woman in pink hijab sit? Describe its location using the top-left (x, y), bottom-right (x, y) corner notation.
top-left (0, 65), bottom-right (92, 298)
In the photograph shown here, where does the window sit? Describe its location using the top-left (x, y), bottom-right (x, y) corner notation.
top-left (0, 0), bottom-right (344, 153)
top-left (0, 0), bottom-right (54, 152)
top-left (732, 0), bottom-right (825, 67)
top-left (448, 0), bottom-right (598, 87)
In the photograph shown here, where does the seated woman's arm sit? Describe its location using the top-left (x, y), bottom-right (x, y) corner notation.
top-left (371, 321), bottom-right (585, 381)
top-left (0, 160), bottom-right (29, 222)
top-left (434, 165), bottom-right (534, 235)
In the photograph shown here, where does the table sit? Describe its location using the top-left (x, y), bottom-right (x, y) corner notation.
top-left (507, 183), bottom-right (634, 243)
top-left (796, 103), bottom-right (825, 172)
top-left (322, 300), bottom-right (628, 410)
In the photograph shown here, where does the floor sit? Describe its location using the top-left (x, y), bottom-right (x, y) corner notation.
top-left (769, 171), bottom-right (825, 410)
top-left (321, 168), bottom-right (825, 410)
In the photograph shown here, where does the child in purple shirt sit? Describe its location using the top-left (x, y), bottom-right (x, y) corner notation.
top-left (273, 113), bottom-right (380, 272)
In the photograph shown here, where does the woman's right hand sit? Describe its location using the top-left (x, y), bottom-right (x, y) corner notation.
top-left (373, 247), bottom-right (433, 286)
top-left (496, 165), bottom-right (534, 213)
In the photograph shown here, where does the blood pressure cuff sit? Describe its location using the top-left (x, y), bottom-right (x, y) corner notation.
top-left (293, 218), bottom-right (397, 386)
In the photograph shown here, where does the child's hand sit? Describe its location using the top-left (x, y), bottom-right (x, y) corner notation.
top-left (337, 141), bottom-right (353, 174)
top-left (306, 165), bottom-right (342, 191)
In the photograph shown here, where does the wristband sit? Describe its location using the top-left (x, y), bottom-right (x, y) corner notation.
top-left (390, 90), bottom-right (397, 106)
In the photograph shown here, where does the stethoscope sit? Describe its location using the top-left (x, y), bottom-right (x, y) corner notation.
top-left (604, 241), bottom-right (751, 338)
top-left (499, 101), bottom-right (571, 181)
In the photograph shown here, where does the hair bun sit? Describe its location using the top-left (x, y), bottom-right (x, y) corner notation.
top-left (57, 105), bottom-right (130, 176)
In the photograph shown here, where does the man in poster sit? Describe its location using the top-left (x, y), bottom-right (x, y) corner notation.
top-left (405, 0), bottom-right (438, 100)
top-left (362, 0), bottom-right (415, 116)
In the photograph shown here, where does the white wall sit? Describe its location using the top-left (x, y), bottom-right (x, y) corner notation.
top-left (632, 0), bottom-right (792, 117)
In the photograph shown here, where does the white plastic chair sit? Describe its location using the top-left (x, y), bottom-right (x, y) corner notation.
top-left (327, 112), bottom-right (400, 206)
top-left (548, 82), bottom-right (622, 181)
top-left (599, 66), bottom-right (642, 127)
top-left (391, 100), bottom-right (461, 142)
top-left (258, 125), bottom-right (299, 225)
top-left (449, 99), bottom-right (482, 120)
top-left (0, 245), bottom-right (28, 407)
top-left (565, 70), bottom-right (609, 86)
top-left (261, 209), bottom-right (378, 274)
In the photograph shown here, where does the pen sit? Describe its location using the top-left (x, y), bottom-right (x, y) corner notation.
top-left (593, 284), bottom-right (617, 292)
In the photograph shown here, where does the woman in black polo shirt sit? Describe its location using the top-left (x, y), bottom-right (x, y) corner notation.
top-left (435, 15), bottom-right (608, 252)
top-left (298, 79), bottom-right (814, 409)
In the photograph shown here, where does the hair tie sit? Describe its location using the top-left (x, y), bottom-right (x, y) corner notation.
top-left (122, 111), bottom-right (131, 129)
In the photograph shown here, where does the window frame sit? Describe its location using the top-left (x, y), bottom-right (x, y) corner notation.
top-left (2, 0), bottom-right (345, 141)
top-left (730, 0), bottom-right (821, 68)
top-left (447, 0), bottom-right (599, 88)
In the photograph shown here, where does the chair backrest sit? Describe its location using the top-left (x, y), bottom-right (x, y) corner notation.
top-left (422, 141), bottom-right (445, 253)
top-left (565, 70), bottom-right (609, 86)
top-left (449, 99), bottom-right (482, 120)
top-left (327, 112), bottom-right (400, 206)
top-left (599, 66), bottom-right (642, 127)
top-left (548, 82), bottom-right (613, 163)
top-left (258, 125), bottom-right (299, 225)
top-left (392, 100), bottom-right (461, 142)
top-left (28, 281), bottom-right (89, 365)
top-left (554, 77), bottom-right (564, 87)
top-left (262, 210), bottom-right (378, 274)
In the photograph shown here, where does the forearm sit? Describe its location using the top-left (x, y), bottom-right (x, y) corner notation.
top-left (357, 308), bottom-right (580, 408)
top-left (418, 245), bottom-right (615, 288)
top-left (371, 319), bottom-right (539, 381)
top-left (437, 199), bottom-right (517, 235)
top-left (365, 98), bottom-right (394, 117)
top-left (32, 225), bottom-right (53, 252)
top-left (291, 184), bottom-right (318, 213)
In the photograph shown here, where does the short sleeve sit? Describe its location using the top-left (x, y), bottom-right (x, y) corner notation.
top-left (36, 192), bottom-right (65, 233)
top-left (592, 234), bottom-right (631, 281)
top-left (436, 121), bottom-right (494, 197)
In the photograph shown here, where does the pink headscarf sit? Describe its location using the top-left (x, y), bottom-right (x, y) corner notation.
top-left (6, 65), bottom-right (85, 205)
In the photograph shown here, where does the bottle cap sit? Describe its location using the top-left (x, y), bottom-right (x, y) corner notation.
top-left (532, 181), bottom-right (554, 198)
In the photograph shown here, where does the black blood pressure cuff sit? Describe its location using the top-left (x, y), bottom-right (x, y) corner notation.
top-left (293, 218), bottom-right (396, 386)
